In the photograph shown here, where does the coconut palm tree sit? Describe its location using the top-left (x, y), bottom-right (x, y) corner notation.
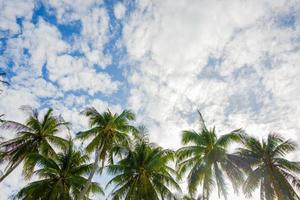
top-left (176, 111), bottom-right (245, 199)
top-left (76, 107), bottom-right (137, 200)
top-left (16, 140), bottom-right (103, 199)
top-left (106, 134), bottom-right (181, 200)
top-left (238, 134), bottom-right (300, 200)
top-left (0, 107), bottom-right (69, 182)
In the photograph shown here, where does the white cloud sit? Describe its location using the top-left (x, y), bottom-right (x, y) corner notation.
top-left (2, 17), bottom-right (119, 95)
top-left (0, 164), bottom-right (25, 200)
top-left (0, 89), bottom-right (39, 122)
top-left (2, 19), bottom-right (68, 76)
top-left (45, 0), bottom-right (112, 68)
top-left (0, 0), bottom-right (34, 36)
top-left (58, 68), bottom-right (120, 95)
top-left (124, 0), bottom-right (300, 140)
top-left (90, 99), bottom-right (122, 114)
top-left (47, 54), bottom-right (119, 95)
top-left (78, 6), bottom-right (112, 67)
top-left (114, 2), bottom-right (126, 20)
top-left (45, 0), bottom-right (102, 23)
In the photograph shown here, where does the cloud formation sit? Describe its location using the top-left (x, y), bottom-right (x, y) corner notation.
top-left (124, 0), bottom-right (300, 146)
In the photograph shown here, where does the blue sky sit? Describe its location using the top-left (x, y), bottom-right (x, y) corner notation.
top-left (1, 0), bottom-right (300, 199)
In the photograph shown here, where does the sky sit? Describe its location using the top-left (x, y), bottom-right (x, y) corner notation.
top-left (0, 0), bottom-right (300, 199)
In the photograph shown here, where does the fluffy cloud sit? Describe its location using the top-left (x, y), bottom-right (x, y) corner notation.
top-left (0, 89), bottom-right (39, 122)
top-left (114, 2), bottom-right (126, 20)
top-left (0, 0), bottom-right (34, 36)
top-left (124, 0), bottom-right (300, 140)
top-left (47, 54), bottom-right (119, 95)
top-left (45, 0), bottom-right (112, 67)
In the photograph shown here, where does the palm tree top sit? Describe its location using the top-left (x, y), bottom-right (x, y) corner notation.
top-left (238, 133), bottom-right (300, 199)
top-left (16, 140), bottom-right (104, 199)
top-left (107, 136), bottom-right (181, 200)
top-left (177, 111), bottom-right (244, 199)
top-left (76, 107), bottom-right (137, 154)
top-left (76, 107), bottom-right (137, 200)
top-left (81, 107), bottom-right (135, 128)
top-left (0, 107), bottom-right (70, 181)
top-left (0, 106), bottom-right (70, 133)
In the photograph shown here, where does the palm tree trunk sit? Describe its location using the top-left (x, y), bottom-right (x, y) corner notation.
top-left (260, 180), bottom-right (264, 200)
top-left (0, 159), bottom-right (23, 183)
top-left (202, 183), bottom-right (206, 200)
top-left (77, 146), bottom-right (101, 200)
top-left (269, 169), bottom-right (285, 200)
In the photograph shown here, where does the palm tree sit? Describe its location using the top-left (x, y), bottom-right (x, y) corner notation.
top-left (176, 111), bottom-right (245, 199)
top-left (238, 134), bottom-right (300, 200)
top-left (0, 107), bottom-right (69, 182)
top-left (16, 140), bottom-right (104, 199)
top-left (76, 107), bottom-right (137, 200)
top-left (106, 135), bottom-right (181, 200)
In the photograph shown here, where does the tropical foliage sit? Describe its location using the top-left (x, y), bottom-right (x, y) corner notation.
top-left (0, 108), bottom-right (300, 200)
top-left (176, 112), bottom-right (245, 199)
top-left (76, 108), bottom-right (137, 200)
top-left (237, 134), bottom-right (300, 200)
top-left (0, 107), bottom-right (68, 182)
top-left (16, 140), bottom-right (103, 199)
top-left (106, 134), bottom-right (181, 200)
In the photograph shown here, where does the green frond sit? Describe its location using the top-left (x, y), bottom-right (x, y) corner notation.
top-left (107, 138), bottom-right (180, 199)
top-left (243, 168), bottom-right (262, 197)
top-left (76, 127), bottom-right (100, 140)
top-left (214, 163), bottom-right (228, 199)
top-left (181, 130), bottom-right (202, 145)
top-left (238, 133), bottom-right (300, 200)
top-left (17, 141), bottom-right (101, 199)
top-left (271, 139), bottom-right (297, 157)
top-left (187, 159), bottom-right (208, 195)
top-left (216, 129), bottom-right (243, 147)
top-left (275, 158), bottom-right (300, 173)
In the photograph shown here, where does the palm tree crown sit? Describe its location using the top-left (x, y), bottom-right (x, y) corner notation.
top-left (176, 112), bottom-right (244, 199)
top-left (16, 140), bottom-right (103, 199)
top-left (76, 107), bottom-right (137, 200)
top-left (107, 135), bottom-right (181, 200)
top-left (238, 134), bottom-right (300, 200)
top-left (0, 107), bottom-right (68, 182)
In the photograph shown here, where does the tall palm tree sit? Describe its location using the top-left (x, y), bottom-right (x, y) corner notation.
top-left (16, 140), bottom-right (104, 199)
top-left (0, 107), bottom-right (69, 182)
top-left (76, 107), bottom-right (137, 200)
top-left (238, 134), bottom-right (300, 200)
top-left (176, 111), bottom-right (245, 199)
top-left (106, 135), bottom-right (181, 200)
